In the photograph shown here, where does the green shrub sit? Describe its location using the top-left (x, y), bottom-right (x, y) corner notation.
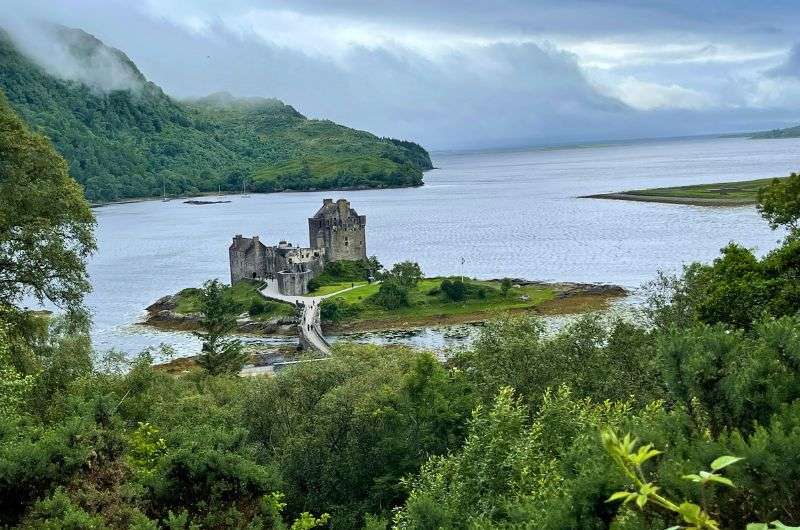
top-left (249, 299), bottom-right (268, 316)
top-left (373, 279), bottom-right (410, 309)
top-left (316, 259), bottom-right (376, 284)
top-left (23, 487), bottom-right (107, 529)
top-left (320, 298), bottom-right (362, 323)
top-left (306, 278), bottom-right (321, 293)
top-left (439, 279), bottom-right (490, 302)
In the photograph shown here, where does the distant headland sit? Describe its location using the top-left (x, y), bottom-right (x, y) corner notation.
top-left (0, 26), bottom-right (432, 205)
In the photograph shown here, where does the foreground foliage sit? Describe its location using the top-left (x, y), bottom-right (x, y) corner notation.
top-left (4, 85), bottom-right (800, 528)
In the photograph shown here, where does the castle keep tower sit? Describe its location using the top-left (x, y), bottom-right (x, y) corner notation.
top-left (308, 198), bottom-right (367, 261)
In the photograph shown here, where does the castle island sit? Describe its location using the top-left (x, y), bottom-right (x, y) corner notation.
top-left (145, 197), bottom-right (626, 350)
top-left (229, 198), bottom-right (367, 296)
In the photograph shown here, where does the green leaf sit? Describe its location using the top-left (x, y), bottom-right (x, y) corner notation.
top-left (746, 524), bottom-right (768, 530)
top-left (678, 502), bottom-right (702, 524)
top-left (635, 493), bottom-right (647, 509)
top-left (710, 455), bottom-right (744, 471)
top-left (606, 491), bottom-right (632, 503)
top-left (771, 522), bottom-right (800, 530)
top-left (704, 475), bottom-right (734, 487)
top-left (682, 473), bottom-right (703, 482)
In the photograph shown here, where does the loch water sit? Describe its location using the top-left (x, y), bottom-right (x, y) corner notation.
top-left (86, 136), bottom-right (796, 357)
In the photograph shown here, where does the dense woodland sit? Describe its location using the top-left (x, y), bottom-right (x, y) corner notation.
top-left (0, 26), bottom-right (431, 203)
top-left (3, 52), bottom-right (800, 529)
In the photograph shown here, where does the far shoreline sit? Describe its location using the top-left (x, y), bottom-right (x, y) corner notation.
top-left (581, 192), bottom-right (755, 207)
top-left (581, 175), bottom-right (784, 207)
top-left (89, 172), bottom-right (434, 208)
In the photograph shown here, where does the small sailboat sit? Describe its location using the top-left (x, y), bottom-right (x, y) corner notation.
top-left (162, 176), bottom-right (169, 202)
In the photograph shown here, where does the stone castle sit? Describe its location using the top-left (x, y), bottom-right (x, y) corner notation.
top-left (229, 198), bottom-right (367, 296)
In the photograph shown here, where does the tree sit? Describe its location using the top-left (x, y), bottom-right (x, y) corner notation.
top-left (374, 278), bottom-right (410, 309)
top-left (364, 255), bottom-right (383, 279)
top-left (500, 278), bottom-right (513, 296)
top-left (193, 280), bottom-right (247, 375)
top-left (388, 261), bottom-right (423, 289)
top-left (757, 173), bottom-right (800, 232)
top-left (0, 90), bottom-right (96, 313)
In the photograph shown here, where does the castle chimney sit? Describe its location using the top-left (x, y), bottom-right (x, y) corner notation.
top-left (323, 198), bottom-right (333, 205)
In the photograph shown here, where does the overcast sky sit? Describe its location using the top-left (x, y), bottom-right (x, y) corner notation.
top-left (5, 0), bottom-right (800, 149)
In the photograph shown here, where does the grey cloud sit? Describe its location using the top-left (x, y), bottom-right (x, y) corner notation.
top-left (4, 20), bottom-right (146, 93)
top-left (768, 43), bottom-right (800, 79)
top-left (137, 0), bottom-right (800, 43)
top-left (3, 0), bottom-right (800, 149)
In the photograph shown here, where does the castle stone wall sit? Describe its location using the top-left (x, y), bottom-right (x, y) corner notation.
top-left (277, 269), bottom-right (313, 296)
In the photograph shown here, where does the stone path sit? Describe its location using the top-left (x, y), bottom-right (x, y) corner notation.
top-left (260, 280), bottom-right (371, 355)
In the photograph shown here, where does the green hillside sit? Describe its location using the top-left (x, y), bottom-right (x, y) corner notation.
top-left (751, 124), bottom-right (800, 139)
top-left (0, 26), bottom-right (432, 202)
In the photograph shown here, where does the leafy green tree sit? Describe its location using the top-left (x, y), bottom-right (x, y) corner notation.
top-left (242, 344), bottom-right (475, 528)
top-left (0, 90), bottom-right (95, 312)
top-left (22, 487), bottom-right (108, 529)
top-left (656, 316), bottom-right (800, 435)
top-left (758, 172), bottom-right (800, 232)
top-left (395, 386), bottom-right (639, 529)
top-left (389, 261), bottom-right (423, 289)
top-left (692, 243), bottom-right (769, 328)
top-left (374, 278), bottom-right (411, 309)
top-left (454, 315), bottom-right (660, 408)
top-left (193, 280), bottom-right (247, 375)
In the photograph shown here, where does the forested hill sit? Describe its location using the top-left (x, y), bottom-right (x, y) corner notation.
top-left (0, 26), bottom-right (432, 202)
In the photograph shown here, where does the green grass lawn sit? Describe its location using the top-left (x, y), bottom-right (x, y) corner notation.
top-left (310, 281), bottom-right (368, 296)
top-left (175, 281), bottom-right (293, 320)
top-left (328, 277), bottom-right (555, 325)
top-left (624, 176), bottom-right (784, 202)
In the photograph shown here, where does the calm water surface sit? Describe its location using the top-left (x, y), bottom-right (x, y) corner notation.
top-left (87, 137), bottom-right (796, 357)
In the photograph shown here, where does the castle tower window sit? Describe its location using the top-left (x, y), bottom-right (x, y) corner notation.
top-left (345, 236), bottom-right (349, 247)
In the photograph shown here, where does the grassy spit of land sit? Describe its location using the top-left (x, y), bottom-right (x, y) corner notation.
top-left (320, 277), bottom-right (627, 332)
top-left (583, 176), bottom-right (786, 206)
